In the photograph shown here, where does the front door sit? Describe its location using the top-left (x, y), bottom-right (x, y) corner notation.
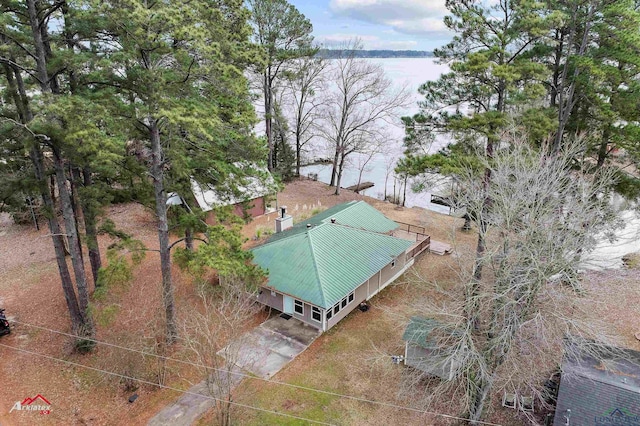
top-left (283, 295), bottom-right (294, 314)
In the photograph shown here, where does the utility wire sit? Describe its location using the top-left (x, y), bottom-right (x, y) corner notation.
top-left (0, 342), bottom-right (334, 426)
top-left (12, 320), bottom-right (504, 426)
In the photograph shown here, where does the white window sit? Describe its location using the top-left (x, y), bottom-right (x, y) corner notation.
top-left (326, 309), bottom-right (333, 320)
top-left (294, 299), bottom-right (304, 315)
top-left (341, 297), bottom-right (347, 308)
top-left (312, 307), bottom-right (322, 322)
top-left (334, 304), bottom-right (340, 315)
top-left (348, 292), bottom-right (354, 303)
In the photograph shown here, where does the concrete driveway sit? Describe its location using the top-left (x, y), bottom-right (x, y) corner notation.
top-left (221, 315), bottom-right (320, 378)
top-left (148, 315), bottom-right (320, 426)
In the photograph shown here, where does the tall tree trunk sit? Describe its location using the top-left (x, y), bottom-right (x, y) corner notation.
top-left (3, 59), bottom-right (84, 332)
top-left (552, 4), bottom-right (595, 153)
top-left (63, 4), bottom-right (101, 286)
top-left (356, 167), bottom-right (365, 193)
top-left (296, 128), bottom-right (302, 177)
top-left (26, 0), bottom-right (50, 92)
top-left (330, 144), bottom-right (340, 187)
top-left (334, 152), bottom-right (346, 195)
top-left (550, 28), bottom-right (565, 107)
top-left (597, 126), bottom-right (611, 168)
top-left (150, 119), bottom-right (177, 344)
top-left (69, 166), bottom-right (84, 264)
top-left (82, 167), bottom-right (102, 286)
top-left (30, 146), bottom-right (84, 332)
top-left (402, 175), bottom-right (408, 207)
top-left (468, 376), bottom-right (491, 424)
top-left (185, 227), bottom-right (194, 251)
top-left (26, 0), bottom-right (95, 336)
top-left (467, 136), bottom-right (494, 330)
top-left (53, 147), bottom-right (94, 337)
top-left (264, 71), bottom-right (274, 171)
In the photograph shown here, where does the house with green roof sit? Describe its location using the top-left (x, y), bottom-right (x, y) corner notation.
top-left (252, 201), bottom-right (430, 331)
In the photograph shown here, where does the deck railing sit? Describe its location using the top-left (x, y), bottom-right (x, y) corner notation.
top-left (396, 221), bottom-right (431, 258)
top-left (407, 236), bottom-right (431, 259)
top-left (397, 221), bottom-right (427, 236)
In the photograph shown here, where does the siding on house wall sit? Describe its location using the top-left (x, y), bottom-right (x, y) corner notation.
top-left (233, 196), bottom-right (265, 218)
top-left (259, 252), bottom-right (412, 331)
top-left (326, 253), bottom-right (408, 330)
top-left (379, 253), bottom-right (407, 287)
top-left (326, 284), bottom-right (365, 330)
top-left (205, 196), bottom-right (266, 225)
top-left (291, 301), bottom-right (323, 328)
top-left (258, 288), bottom-right (283, 311)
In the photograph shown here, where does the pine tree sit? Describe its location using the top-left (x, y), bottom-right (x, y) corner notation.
top-left (91, 0), bottom-right (265, 344)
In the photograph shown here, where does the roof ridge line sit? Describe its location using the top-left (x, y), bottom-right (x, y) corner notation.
top-left (327, 222), bottom-right (402, 238)
top-left (255, 222), bottom-right (333, 249)
top-left (319, 200), bottom-right (360, 224)
top-left (306, 229), bottom-right (326, 308)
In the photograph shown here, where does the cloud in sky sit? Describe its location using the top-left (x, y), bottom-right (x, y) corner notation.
top-left (329, 0), bottom-right (451, 37)
top-left (317, 33), bottom-right (419, 50)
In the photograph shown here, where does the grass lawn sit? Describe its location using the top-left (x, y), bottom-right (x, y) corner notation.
top-left (229, 261), bottom-right (470, 426)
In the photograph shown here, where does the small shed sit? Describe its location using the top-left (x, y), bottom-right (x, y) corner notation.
top-left (402, 317), bottom-right (462, 381)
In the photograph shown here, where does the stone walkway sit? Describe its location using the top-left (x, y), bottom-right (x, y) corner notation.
top-left (147, 316), bottom-right (320, 425)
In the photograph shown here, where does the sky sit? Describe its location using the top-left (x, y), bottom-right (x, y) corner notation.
top-left (288, 0), bottom-right (453, 51)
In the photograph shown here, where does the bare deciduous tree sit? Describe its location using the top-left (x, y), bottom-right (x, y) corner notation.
top-left (400, 140), bottom-right (625, 423)
top-left (319, 40), bottom-right (410, 195)
top-left (182, 276), bottom-right (261, 426)
top-left (248, 0), bottom-right (315, 171)
top-left (282, 55), bottom-right (327, 176)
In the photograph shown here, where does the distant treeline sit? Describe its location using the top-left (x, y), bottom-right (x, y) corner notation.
top-left (317, 49), bottom-right (433, 59)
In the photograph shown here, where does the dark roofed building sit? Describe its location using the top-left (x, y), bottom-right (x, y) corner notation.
top-left (553, 344), bottom-right (640, 426)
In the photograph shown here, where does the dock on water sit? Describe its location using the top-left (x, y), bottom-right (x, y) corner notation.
top-left (345, 182), bottom-right (374, 193)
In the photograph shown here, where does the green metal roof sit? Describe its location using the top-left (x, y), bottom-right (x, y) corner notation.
top-left (251, 221), bottom-right (413, 309)
top-left (267, 201), bottom-right (399, 242)
top-left (402, 317), bottom-right (462, 349)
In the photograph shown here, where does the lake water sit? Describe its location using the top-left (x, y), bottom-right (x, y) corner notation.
top-left (299, 58), bottom-right (452, 213)
top-left (264, 57), bottom-right (640, 269)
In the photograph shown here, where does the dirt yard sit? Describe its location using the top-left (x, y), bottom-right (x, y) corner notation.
top-left (0, 179), bottom-right (638, 426)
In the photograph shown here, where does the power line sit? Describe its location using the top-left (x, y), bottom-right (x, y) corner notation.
top-left (12, 320), bottom-right (504, 426)
top-left (0, 342), bottom-right (334, 426)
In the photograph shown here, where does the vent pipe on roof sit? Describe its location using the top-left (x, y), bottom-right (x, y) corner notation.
top-left (306, 223), bottom-right (312, 228)
top-left (330, 218), bottom-right (336, 223)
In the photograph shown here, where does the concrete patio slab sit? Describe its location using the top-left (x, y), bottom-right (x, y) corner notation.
top-left (147, 365), bottom-right (244, 426)
top-left (222, 315), bottom-right (321, 379)
top-left (147, 317), bottom-right (320, 426)
top-left (147, 316), bottom-right (320, 425)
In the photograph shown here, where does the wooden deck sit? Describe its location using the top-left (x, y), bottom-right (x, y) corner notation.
top-left (429, 240), bottom-right (453, 256)
top-left (345, 181), bottom-right (374, 192)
